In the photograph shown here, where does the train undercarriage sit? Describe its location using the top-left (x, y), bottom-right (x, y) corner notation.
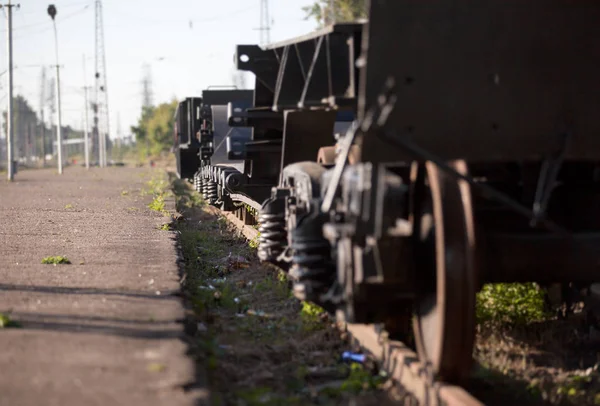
top-left (174, 0), bottom-right (600, 385)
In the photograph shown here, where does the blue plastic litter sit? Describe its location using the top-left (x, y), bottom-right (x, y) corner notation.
top-left (342, 351), bottom-right (366, 363)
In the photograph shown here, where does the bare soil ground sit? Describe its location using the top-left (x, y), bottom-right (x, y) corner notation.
top-left (471, 309), bottom-right (600, 405)
top-left (171, 176), bottom-right (408, 406)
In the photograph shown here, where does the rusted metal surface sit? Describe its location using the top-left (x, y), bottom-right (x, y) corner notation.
top-left (223, 211), bottom-right (259, 242)
top-left (344, 324), bottom-right (484, 406)
top-left (412, 161), bottom-right (477, 384)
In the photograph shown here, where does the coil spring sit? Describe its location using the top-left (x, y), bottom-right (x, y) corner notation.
top-left (194, 173), bottom-right (202, 193)
top-left (257, 212), bottom-right (287, 262)
top-left (205, 180), bottom-right (218, 204)
top-left (201, 181), bottom-right (209, 200)
top-left (289, 234), bottom-right (333, 302)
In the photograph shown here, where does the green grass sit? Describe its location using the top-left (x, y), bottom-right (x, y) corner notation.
top-left (64, 203), bottom-right (74, 209)
top-left (476, 282), bottom-right (550, 326)
top-left (41, 256), bottom-right (71, 265)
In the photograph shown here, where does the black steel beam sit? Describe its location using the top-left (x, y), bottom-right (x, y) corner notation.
top-left (234, 23), bottom-right (364, 112)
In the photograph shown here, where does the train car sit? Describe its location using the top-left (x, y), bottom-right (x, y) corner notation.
top-left (223, 0), bottom-right (600, 385)
top-left (174, 0), bottom-right (600, 386)
top-left (173, 97), bottom-right (202, 180)
top-left (173, 88), bottom-right (253, 206)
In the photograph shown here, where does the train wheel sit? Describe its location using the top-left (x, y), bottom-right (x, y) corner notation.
top-left (411, 160), bottom-right (477, 384)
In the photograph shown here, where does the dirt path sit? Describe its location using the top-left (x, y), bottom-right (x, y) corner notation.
top-left (0, 166), bottom-right (204, 406)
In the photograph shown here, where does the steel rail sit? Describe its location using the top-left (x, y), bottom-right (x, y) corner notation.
top-left (217, 202), bottom-right (485, 406)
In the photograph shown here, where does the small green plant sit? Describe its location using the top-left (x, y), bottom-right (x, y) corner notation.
top-left (0, 313), bottom-right (21, 328)
top-left (159, 223), bottom-right (171, 231)
top-left (340, 363), bottom-right (386, 394)
top-left (476, 282), bottom-right (550, 326)
top-left (148, 195), bottom-right (166, 213)
top-left (300, 301), bottom-right (326, 331)
top-left (121, 190), bottom-right (129, 196)
top-left (64, 203), bottom-right (74, 209)
top-left (41, 256), bottom-right (71, 265)
top-left (249, 233), bottom-right (260, 249)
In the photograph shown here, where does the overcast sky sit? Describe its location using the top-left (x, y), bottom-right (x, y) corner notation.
top-left (1, 0), bottom-right (318, 140)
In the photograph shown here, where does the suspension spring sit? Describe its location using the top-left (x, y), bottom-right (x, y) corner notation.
top-left (201, 181), bottom-right (209, 200)
top-left (205, 180), bottom-right (218, 205)
top-left (257, 212), bottom-right (287, 262)
top-left (194, 172), bottom-right (202, 193)
top-left (288, 218), bottom-right (334, 302)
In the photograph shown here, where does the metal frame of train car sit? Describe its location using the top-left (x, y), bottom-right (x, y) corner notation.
top-left (230, 23), bottom-right (363, 263)
top-left (174, 97), bottom-right (203, 180)
top-left (223, 0), bottom-right (600, 387)
top-left (195, 89), bottom-right (253, 209)
top-left (173, 89), bottom-right (254, 208)
top-left (318, 0), bottom-right (600, 385)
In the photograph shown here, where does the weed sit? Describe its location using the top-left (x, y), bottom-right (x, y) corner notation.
top-left (121, 190), bottom-right (129, 196)
top-left (64, 203), bottom-right (74, 209)
top-left (300, 301), bottom-right (326, 332)
top-left (159, 223), bottom-right (171, 231)
top-left (148, 195), bottom-right (166, 214)
top-left (340, 363), bottom-right (386, 394)
top-left (0, 313), bottom-right (21, 328)
top-left (142, 176), bottom-right (169, 196)
top-left (249, 233), bottom-right (260, 249)
top-left (41, 256), bottom-right (71, 265)
top-left (147, 363), bottom-right (167, 373)
top-left (476, 282), bottom-right (550, 326)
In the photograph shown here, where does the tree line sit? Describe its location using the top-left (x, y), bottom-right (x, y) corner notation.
top-left (1, 95), bottom-right (87, 166)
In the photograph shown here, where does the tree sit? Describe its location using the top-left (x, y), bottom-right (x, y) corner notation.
top-left (302, 0), bottom-right (367, 27)
top-left (146, 100), bottom-right (178, 157)
top-left (130, 99), bottom-right (178, 159)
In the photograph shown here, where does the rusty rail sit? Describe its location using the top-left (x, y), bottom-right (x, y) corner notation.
top-left (220, 209), bottom-right (484, 406)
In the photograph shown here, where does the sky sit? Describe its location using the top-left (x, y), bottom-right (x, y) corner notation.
top-left (0, 0), bottom-right (319, 140)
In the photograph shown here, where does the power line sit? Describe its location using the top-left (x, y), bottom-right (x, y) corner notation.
top-left (1, 4), bottom-right (90, 33)
top-left (106, 5), bottom-right (256, 26)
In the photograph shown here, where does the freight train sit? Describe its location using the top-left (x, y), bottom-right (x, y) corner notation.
top-left (173, 0), bottom-right (600, 384)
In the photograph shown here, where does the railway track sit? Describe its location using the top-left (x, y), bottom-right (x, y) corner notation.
top-left (223, 210), bottom-right (485, 406)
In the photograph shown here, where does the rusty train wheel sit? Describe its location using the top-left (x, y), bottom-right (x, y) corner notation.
top-left (411, 160), bottom-right (477, 384)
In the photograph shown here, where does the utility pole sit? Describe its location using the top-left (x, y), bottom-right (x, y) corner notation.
top-left (116, 112), bottom-right (121, 148)
top-left (258, 0), bottom-right (271, 46)
top-left (48, 5), bottom-right (63, 175)
top-left (39, 67), bottom-right (46, 166)
top-left (95, 0), bottom-right (110, 168)
top-left (82, 55), bottom-right (90, 169)
top-left (2, 0), bottom-right (19, 181)
top-left (141, 64), bottom-right (153, 160)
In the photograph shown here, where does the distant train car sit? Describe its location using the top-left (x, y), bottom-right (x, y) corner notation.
top-left (173, 97), bottom-right (202, 180)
